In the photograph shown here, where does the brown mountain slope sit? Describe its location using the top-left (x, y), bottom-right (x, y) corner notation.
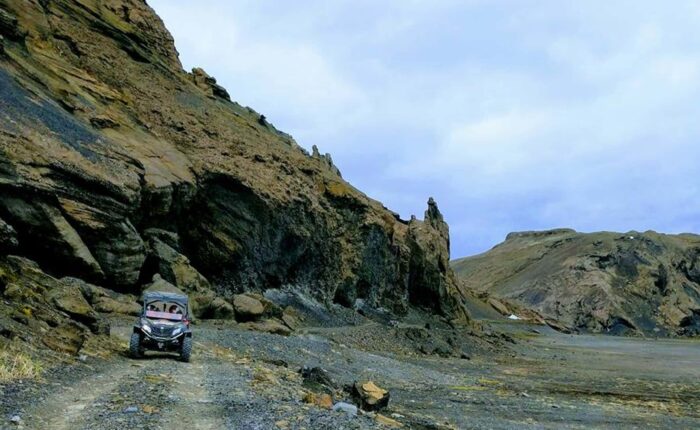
top-left (452, 229), bottom-right (700, 336)
top-left (0, 0), bottom-right (470, 348)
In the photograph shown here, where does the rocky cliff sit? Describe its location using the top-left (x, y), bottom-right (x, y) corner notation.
top-left (452, 229), bottom-right (700, 336)
top-left (0, 0), bottom-right (469, 348)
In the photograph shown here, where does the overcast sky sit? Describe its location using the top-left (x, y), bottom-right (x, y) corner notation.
top-left (149, 0), bottom-right (700, 258)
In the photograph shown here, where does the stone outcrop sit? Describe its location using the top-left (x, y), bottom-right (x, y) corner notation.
top-left (0, 255), bottom-right (129, 353)
top-left (453, 229), bottom-right (700, 336)
top-left (0, 0), bottom-right (470, 331)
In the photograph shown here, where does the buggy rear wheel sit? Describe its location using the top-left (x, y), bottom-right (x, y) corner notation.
top-left (180, 336), bottom-right (192, 362)
top-left (129, 332), bottom-right (143, 358)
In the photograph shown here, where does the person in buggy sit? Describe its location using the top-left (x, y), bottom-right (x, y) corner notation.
top-left (130, 291), bottom-right (193, 362)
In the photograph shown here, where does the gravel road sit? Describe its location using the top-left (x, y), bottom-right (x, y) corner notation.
top-left (2, 319), bottom-right (699, 429)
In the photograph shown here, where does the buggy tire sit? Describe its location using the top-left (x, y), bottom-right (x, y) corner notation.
top-left (180, 336), bottom-right (192, 362)
top-left (129, 332), bottom-right (142, 358)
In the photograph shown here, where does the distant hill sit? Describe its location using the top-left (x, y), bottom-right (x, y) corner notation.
top-left (452, 229), bottom-right (700, 336)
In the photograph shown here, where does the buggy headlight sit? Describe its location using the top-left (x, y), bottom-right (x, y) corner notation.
top-left (172, 327), bottom-right (182, 336)
top-left (141, 323), bottom-right (152, 333)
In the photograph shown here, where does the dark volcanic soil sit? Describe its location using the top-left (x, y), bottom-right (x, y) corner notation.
top-left (1, 317), bottom-right (698, 430)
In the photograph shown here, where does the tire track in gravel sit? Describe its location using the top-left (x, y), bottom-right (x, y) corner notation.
top-left (20, 358), bottom-right (156, 430)
top-left (156, 341), bottom-right (228, 430)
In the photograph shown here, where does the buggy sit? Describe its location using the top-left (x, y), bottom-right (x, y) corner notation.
top-left (130, 291), bottom-right (193, 362)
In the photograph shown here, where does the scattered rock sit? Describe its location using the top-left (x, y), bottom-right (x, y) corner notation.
top-left (302, 392), bottom-right (333, 409)
top-left (123, 406), bottom-right (138, 413)
top-left (300, 366), bottom-right (337, 394)
top-left (9, 414), bottom-right (21, 425)
top-left (281, 306), bottom-right (302, 330)
top-left (352, 380), bottom-right (390, 411)
top-left (332, 402), bottom-right (358, 417)
top-left (208, 297), bottom-right (235, 319)
top-left (233, 294), bottom-right (265, 321)
top-left (376, 414), bottom-right (403, 428)
top-left (487, 298), bottom-right (510, 316)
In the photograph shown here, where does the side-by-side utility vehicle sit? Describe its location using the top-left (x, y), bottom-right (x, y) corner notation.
top-left (130, 291), bottom-right (193, 362)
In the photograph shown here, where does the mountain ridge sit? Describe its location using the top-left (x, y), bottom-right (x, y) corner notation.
top-left (453, 228), bottom-right (700, 336)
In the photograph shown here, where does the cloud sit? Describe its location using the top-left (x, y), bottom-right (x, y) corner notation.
top-left (149, 0), bottom-right (700, 257)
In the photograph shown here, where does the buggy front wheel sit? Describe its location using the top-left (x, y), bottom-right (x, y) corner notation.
top-left (180, 336), bottom-right (192, 362)
top-left (129, 332), bottom-right (143, 358)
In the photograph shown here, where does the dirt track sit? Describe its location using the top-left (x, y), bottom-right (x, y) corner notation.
top-left (2, 319), bottom-right (700, 429)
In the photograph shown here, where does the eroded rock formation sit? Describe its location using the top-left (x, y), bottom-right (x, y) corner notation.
top-left (0, 0), bottom-right (470, 345)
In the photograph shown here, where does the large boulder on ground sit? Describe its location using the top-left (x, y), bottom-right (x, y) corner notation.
top-left (208, 297), bottom-right (235, 319)
top-left (300, 366), bottom-right (337, 395)
top-left (233, 294), bottom-right (265, 321)
top-left (352, 380), bottom-right (391, 411)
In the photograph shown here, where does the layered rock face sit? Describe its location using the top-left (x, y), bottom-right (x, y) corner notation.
top-left (452, 229), bottom-right (700, 336)
top-left (0, 0), bottom-right (469, 331)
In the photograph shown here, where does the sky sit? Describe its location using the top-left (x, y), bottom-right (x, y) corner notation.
top-left (149, 0), bottom-right (700, 258)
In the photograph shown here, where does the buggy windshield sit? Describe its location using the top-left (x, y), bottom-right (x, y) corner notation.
top-left (144, 300), bottom-right (185, 321)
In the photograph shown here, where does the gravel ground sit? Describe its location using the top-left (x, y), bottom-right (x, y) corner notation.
top-left (1, 318), bottom-right (699, 429)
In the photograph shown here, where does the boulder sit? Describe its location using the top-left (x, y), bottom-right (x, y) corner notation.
top-left (332, 402), bottom-right (358, 417)
top-left (376, 414), bottom-right (403, 428)
top-left (47, 283), bottom-right (107, 334)
top-left (487, 298), bottom-right (510, 316)
top-left (208, 297), bottom-right (235, 319)
top-left (233, 294), bottom-right (265, 321)
top-left (42, 322), bottom-right (87, 355)
top-left (281, 306), bottom-right (302, 330)
top-left (66, 277), bottom-right (141, 316)
top-left (300, 366), bottom-right (337, 394)
top-left (352, 380), bottom-right (390, 411)
top-left (302, 392), bottom-right (333, 410)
